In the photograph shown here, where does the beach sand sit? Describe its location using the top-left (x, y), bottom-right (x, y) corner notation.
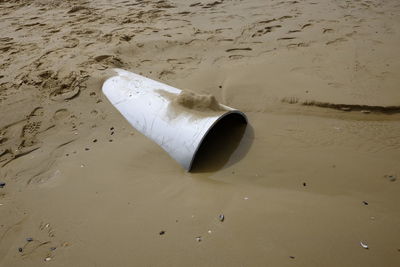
top-left (1, 0), bottom-right (400, 266)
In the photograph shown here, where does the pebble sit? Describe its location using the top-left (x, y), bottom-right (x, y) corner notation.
top-left (196, 236), bottom-right (202, 242)
top-left (50, 247), bottom-right (57, 251)
top-left (44, 257), bottom-right (52, 262)
top-left (18, 247), bottom-right (23, 253)
top-left (244, 197), bottom-right (249, 200)
top-left (159, 231), bottom-right (165, 235)
top-left (385, 175), bottom-right (397, 182)
top-left (0, 182), bottom-right (5, 188)
top-left (303, 182), bottom-right (307, 187)
top-left (362, 201), bottom-right (369, 205)
top-left (360, 241), bottom-right (369, 249)
top-left (218, 214), bottom-right (225, 222)
top-left (26, 237), bottom-right (33, 242)
top-left (289, 256), bottom-right (295, 259)
top-left (92, 139), bottom-right (98, 143)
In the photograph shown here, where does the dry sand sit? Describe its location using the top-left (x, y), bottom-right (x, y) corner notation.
top-left (1, 0), bottom-right (400, 266)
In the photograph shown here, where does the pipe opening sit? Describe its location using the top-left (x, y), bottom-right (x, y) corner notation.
top-left (189, 112), bottom-right (251, 172)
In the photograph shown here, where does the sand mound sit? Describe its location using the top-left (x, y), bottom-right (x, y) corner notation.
top-left (174, 91), bottom-right (223, 111)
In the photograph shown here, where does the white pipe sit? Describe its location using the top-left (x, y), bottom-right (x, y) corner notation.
top-left (102, 69), bottom-right (247, 171)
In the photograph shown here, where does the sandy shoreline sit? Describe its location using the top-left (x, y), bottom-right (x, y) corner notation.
top-left (1, 0), bottom-right (400, 266)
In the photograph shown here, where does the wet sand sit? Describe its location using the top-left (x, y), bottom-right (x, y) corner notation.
top-left (1, 0), bottom-right (400, 266)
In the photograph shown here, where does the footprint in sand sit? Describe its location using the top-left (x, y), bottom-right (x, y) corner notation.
top-left (93, 54), bottom-right (124, 67)
top-left (67, 6), bottom-right (88, 14)
top-left (252, 25), bottom-right (282, 37)
top-left (326, 37), bottom-right (347, 45)
top-left (202, 1), bottom-right (224, 9)
top-left (63, 38), bottom-right (79, 48)
top-left (53, 109), bottom-right (70, 120)
top-left (287, 42), bottom-right (309, 48)
top-left (17, 222), bottom-right (66, 261)
top-left (278, 37), bottom-right (296, 40)
top-left (49, 72), bottom-right (83, 101)
top-left (301, 23), bottom-right (312, 29)
top-left (225, 48), bottom-right (252, 52)
top-left (323, 28), bottom-right (334, 33)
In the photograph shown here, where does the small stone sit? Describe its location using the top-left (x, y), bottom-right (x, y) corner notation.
top-left (92, 139), bottom-right (98, 143)
top-left (159, 231), bottom-right (165, 235)
top-left (0, 182), bottom-right (5, 188)
top-left (18, 247), bottom-right (23, 253)
top-left (244, 197), bottom-right (249, 200)
top-left (111, 131), bottom-right (114, 135)
top-left (360, 241), bottom-right (369, 249)
top-left (289, 256), bottom-right (295, 259)
top-left (361, 110), bottom-right (371, 114)
top-left (385, 175), bottom-right (397, 182)
top-left (219, 214), bottom-right (225, 222)
top-left (44, 257), bottom-right (51, 262)
top-left (85, 148), bottom-right (90, 151)
top-left (109, 139), bottom-right (113, 142)
top-left (362, 201), bottom-right (369, 205)
top-left (26, 237), bottom-right (33, 242)
top-left (196, 236), bottom-right (202, 242)
top-left (208, 230), bottom-right (212, 234)
top-left (110, 127), bottom-right (114, 131)
top-left (50, 247), bottom-right (56, 251)
top-left (303, 182), bottom-right (307, 187)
